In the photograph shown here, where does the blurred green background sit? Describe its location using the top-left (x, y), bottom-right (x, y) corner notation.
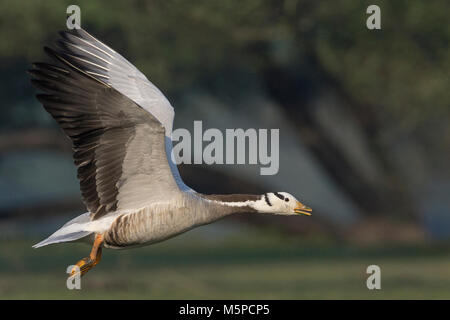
top-left (0, 0), bottom-right (449, 299)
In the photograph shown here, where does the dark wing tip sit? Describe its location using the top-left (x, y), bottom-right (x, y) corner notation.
top-left (58, 30), bottom-right (70, 39)
top-left (35, 93), bottom-right (53, 103)
top-left (43, 46), bottom-right (59, 60)
top-left (30, 62), bottom-right (46, 70)
top-left (44, 46), bottom-right (71, 66)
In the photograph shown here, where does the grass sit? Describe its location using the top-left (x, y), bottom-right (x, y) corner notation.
top-left (0, 227), bottom-right (449, 299)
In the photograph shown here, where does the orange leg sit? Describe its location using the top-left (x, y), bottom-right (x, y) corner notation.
top-left (69, 234), bottom-right (103, 278)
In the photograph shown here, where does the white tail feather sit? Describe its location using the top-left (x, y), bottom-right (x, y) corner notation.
top-left (32, 231), bottom-right (92, 248)
top-left (32, 212), bottom-right (92, 248)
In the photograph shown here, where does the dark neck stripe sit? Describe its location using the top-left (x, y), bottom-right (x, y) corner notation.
top-left (264, 193), bottom-right (272, 206)
top-left (274, 192), bottom-right (285, 200)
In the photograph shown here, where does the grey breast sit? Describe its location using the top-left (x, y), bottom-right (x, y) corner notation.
top-left (103, 194), bottom-right (208, 248)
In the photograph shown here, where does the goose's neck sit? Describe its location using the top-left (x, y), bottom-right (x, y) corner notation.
top-left (197, 194), bottom-right (262, 223)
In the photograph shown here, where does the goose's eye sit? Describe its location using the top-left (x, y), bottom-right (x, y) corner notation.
top-left (285, 198), bottom-right (289, 202)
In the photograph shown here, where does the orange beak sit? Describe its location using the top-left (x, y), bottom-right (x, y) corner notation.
top-left (294, 201), bottom-right (312, 216)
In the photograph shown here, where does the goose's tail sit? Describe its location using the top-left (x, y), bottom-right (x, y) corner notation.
top-left (32, 212), bottom-right (93, 248)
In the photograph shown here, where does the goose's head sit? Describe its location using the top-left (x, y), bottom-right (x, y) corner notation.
top-left (254, 192), bottom-right (312, 216)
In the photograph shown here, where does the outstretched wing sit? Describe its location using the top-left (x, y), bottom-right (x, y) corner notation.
top-left (53, 28), bottom-right (191, 192)
top-left (55, 28), bottom-right (175, 135)
top-left (29, 47), bottom-right (181, 220)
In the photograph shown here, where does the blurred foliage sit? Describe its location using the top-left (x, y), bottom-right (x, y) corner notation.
top-left (0, 0), bottom-right (448, 127)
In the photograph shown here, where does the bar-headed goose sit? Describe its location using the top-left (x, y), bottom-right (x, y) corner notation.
top-left (29, 29), bottom-right (311, 278)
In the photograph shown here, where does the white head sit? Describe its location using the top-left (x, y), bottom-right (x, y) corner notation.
top-left (251, 192), bottom-right (312, 216)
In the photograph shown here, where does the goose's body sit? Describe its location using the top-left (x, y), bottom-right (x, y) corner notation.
top-left (29, 29), bottom-right (311, 277)
top-left (103, 193), bottom-right (257, 249)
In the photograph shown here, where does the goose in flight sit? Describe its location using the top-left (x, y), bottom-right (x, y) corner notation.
top-left (29, 29), bottom-right (312, 278)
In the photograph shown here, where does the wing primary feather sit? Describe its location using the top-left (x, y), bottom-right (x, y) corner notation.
top-left (30, 30), bottom-right (183, 220)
